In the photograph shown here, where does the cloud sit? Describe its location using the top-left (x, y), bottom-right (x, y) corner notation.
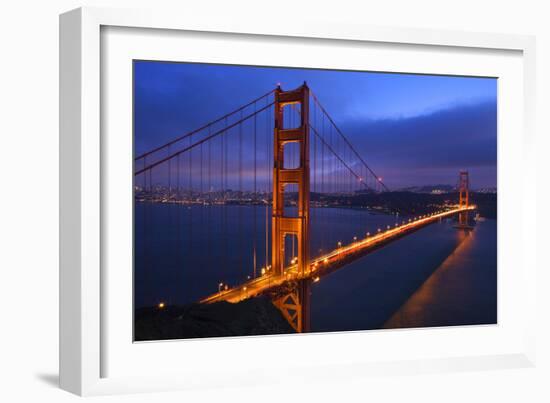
top-left (134, 61), bottom-right (497, 189)
top-left (336, 101), bottom-right (497, 187)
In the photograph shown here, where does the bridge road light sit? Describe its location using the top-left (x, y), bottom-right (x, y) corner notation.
top-left (218, 283), bottom-right (224, 293)
top-left (158, 302), bottom-right (165, 309)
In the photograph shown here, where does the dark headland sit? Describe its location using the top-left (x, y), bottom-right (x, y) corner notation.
top-left (135, 296), bottom-right (295, 341)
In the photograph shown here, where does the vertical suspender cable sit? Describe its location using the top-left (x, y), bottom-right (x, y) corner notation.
top-left (253, 102), bottom-right (257, 278)
top-left (239, 110), bottom-right (243, 279)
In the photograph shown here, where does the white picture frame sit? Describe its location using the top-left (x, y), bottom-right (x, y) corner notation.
top-left (59, 6), bottom-right (537, 396)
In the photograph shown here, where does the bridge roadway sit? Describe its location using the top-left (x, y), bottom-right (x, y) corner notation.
top-left (200, 205), bottom-right (476, 305)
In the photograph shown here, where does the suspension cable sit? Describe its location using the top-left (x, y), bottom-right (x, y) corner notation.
top-left (135, 89), bottom-right (275, 161)
top-left (135, 102), bottom-right (275, 176)
top-left (310, 89), bottom-right (390, 192)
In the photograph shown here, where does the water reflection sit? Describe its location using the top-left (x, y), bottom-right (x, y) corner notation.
top-left (383, 220), bottom-right (497, 328)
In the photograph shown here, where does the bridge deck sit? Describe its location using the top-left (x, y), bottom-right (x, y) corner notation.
top-left (200, 206), bottom-right (475, 304)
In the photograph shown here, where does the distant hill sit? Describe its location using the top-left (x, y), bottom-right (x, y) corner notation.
top-left (398, 184), bottom-right (455, 194)
top-left (310, 189), bottom-right (497, 218)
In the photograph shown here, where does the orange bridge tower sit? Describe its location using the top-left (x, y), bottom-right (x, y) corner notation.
top-left (271, 83), bottom-right (311, 332)
top-left (457, 170), bottom-right (471, 228)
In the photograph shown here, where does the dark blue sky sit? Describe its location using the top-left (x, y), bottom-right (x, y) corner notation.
top-left (134, 61), bottom-right (497, 189)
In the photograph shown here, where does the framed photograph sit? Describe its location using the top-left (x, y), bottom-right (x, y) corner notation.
top-left (60, 7), bottom-right (537, 396)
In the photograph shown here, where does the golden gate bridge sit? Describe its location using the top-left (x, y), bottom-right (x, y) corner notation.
top-left (134, 83), bottom-right (475, 333)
